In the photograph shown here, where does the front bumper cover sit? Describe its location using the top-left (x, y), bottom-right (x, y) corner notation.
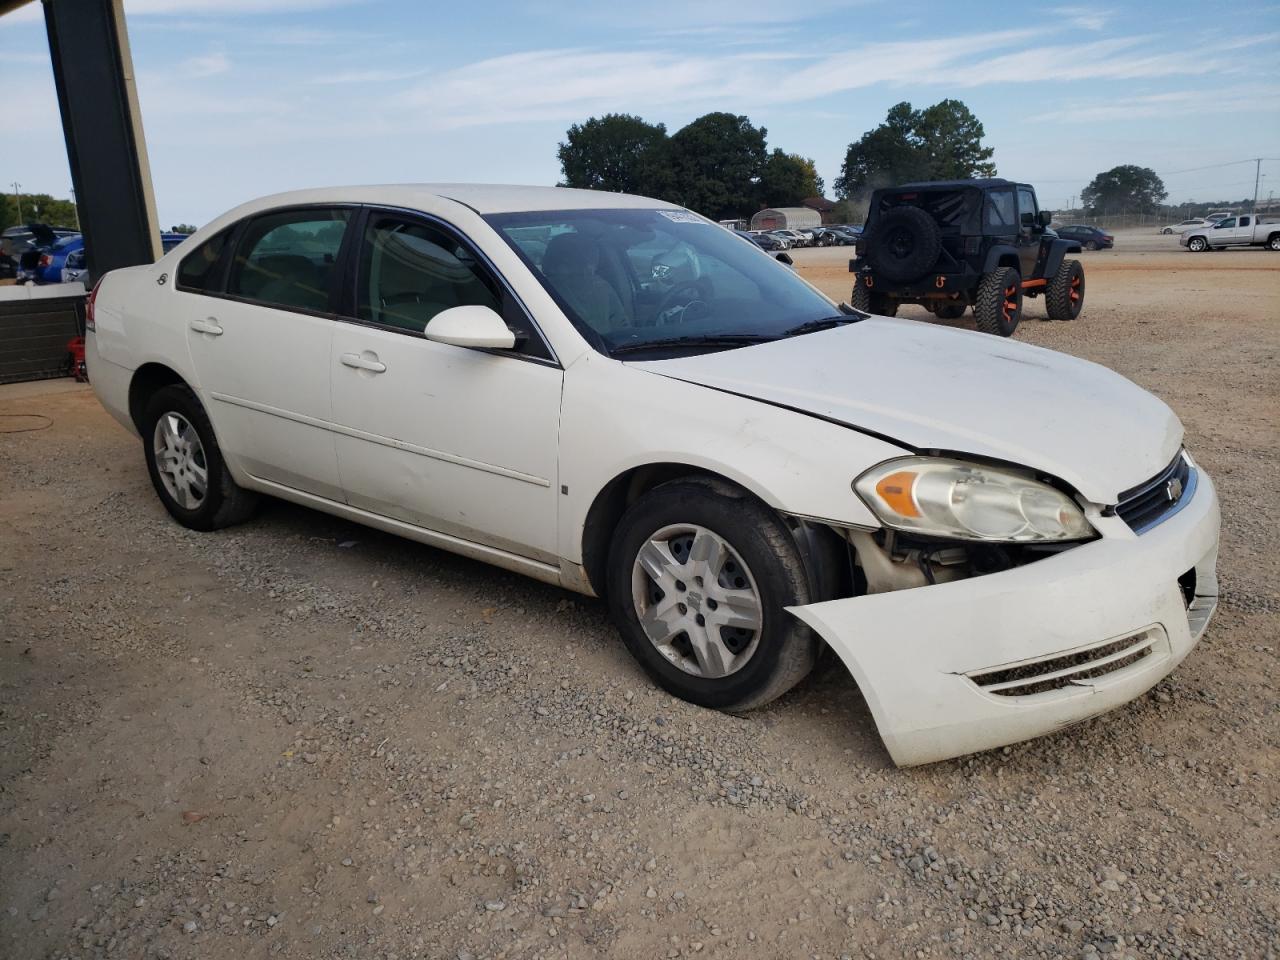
top-left (788, 470), bottom-right (1220, 766)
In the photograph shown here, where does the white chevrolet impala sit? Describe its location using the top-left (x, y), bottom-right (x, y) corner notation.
top-left (86, 185), bottom-right (1220, 765)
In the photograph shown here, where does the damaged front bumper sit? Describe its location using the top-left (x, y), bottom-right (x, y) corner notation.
top-left (788, 470), bottom-right (1220, 766)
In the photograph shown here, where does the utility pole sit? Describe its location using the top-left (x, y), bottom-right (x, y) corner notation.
top-left (10, 181), bottom-right (21, 223)
top-left (1253, 157), bottom-right (1262, 212)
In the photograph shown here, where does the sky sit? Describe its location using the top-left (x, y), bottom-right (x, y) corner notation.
top-left (3, 0), bottom-right (1279, 227)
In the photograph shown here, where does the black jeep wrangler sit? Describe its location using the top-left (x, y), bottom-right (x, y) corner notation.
top-left (849, 178), bottom-right (1085, 336)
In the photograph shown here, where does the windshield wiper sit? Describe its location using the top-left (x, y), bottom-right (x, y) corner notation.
top-left (781, 312), bottom-right (864, 338)
top-left (610, 334), bottom-right (775, 356)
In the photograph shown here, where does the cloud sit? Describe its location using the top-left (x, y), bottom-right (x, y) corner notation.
top-left (1034, 84), bottom-right (1280, 124)
top-left (1052, 6), bottom-right (1112, 30)
top-left (182, 51), bottom-right (230, 77)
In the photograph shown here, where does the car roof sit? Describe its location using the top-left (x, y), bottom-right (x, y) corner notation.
top-left (220, 184), bottom-right (682, 218)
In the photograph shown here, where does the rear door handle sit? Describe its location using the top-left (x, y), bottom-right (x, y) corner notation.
top-left (189, 318), bottom-right (223, 336)
top-left (340, 352), bottom-right (386, 373)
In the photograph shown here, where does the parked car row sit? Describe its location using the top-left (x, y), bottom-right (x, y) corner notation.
top-left (1, 227), bottom-right (189, 284)
top-left (739, 225), bottom-right (865, 250)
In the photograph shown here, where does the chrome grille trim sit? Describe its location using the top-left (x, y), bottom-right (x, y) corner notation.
top-left (1115, 451), bottom-right (1195, 534)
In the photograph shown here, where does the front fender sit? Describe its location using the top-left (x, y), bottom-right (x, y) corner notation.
top-left (557, 352), bottom-right (906, 565)
top-left (1041, 238), bottom-right (1083, 278)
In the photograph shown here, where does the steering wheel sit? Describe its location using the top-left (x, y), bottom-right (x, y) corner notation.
top-left (655, 283), bottom-right (708, 325)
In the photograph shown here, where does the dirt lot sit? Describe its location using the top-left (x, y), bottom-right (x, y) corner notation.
top-left (2, 233), bottom-right (1278, 960)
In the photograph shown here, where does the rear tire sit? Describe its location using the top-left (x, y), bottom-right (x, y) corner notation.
top-left (974, 266), bottom-right (1022, 337)
top-left (1268, 234), bottom-right (1280, 251)
top-left (850, 280), bottom-right (899, 317)
top-left (142, 385), bottom-right (258, 531)
top-left (606, 479), bottom-right (820, 712)
top-left (1045, 258), bottom-right (1085, 320)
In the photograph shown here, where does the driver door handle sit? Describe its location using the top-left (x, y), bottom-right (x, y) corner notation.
top-left (340, 352), bottom-right (387, 373)
top-left (189, 318), bottom-right (223, 336)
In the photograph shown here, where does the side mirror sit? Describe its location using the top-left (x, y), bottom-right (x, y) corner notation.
top-left (775, 252), bottom-right (794, 266)
top-left (424, 304), bottom-right (516, 350)
top-left (1037, 210), bottom-right (1053, 227)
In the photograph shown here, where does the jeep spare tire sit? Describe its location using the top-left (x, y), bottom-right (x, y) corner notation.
top-left (864, 205), bottom-right (943, 283)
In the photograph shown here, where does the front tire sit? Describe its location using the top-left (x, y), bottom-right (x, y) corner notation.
top-left (1187, 236), bottom-right (1207, 252)
top-left (142, 385), bottom-right (258, 531)
top-left (606, 479), bottom-right (819, 711)
top-left (1085, 240), bottom-right (1099, 251)
top-left (974, 266), bottom-right (1022, 337)
top-left (1045, 258), bottom-right (1085, 320)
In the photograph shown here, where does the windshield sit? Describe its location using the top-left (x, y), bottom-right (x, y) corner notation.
top-left (485, 208), bottom-right (840, 357)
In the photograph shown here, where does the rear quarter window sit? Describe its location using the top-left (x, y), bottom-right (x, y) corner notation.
top-left (176, 229), bottom-right (232, 294)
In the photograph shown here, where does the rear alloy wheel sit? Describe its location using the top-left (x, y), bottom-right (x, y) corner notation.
top-left (606, 479), bottom-right (819, 711)
top-left (142, 385), bottom-right (257, 531)
top-left (1268, 234), bottom-right (1280, 251)
top-left (1187, 236), bottom-right (1207, 252)
top-left (974, 266), bottom-right (1022, 337)
top-left (1045, 258), bottom-right (1085, 320)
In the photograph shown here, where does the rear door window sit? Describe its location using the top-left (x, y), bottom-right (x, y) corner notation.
top-left (227, 209), bottom-right (351, 313)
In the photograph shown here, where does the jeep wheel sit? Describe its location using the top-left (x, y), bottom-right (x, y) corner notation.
top-left (974, 267), bottom-right (1022, 337)
top-left (864, 206), bottom-right (942, 283)
top-left (1045, 259), bottom-right (1085, 320)
top-left (850, 281), bottom-right (898, 317)
top-left (1187, 236), bottom-right (1207, 252)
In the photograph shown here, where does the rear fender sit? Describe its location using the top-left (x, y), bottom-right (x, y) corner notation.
top-left (981, 244), bottom-right (1020, 274)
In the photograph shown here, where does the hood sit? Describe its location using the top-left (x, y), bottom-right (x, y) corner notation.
top-left (631, 317), bottom-right (1182, 504)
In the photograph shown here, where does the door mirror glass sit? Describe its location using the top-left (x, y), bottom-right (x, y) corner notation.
top-left (424, 304), bottom-right (516, 350)
top-left (1037, 210), bottom-right (1053, 227)
top-left (774, 252), bottom-right (794, 266)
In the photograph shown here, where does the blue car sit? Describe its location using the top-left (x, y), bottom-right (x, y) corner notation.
top-left (35, 233), bottom-right (83, 283)
top-left (40, 231), bottom-right (190, 284)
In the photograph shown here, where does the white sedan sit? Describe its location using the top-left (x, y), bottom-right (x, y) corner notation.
top-left (86, 185), bottom-right (1219, 765)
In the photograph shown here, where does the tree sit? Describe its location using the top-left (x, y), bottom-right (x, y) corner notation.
top-left (914, 99), bottom-right (995, 181)
top-left (834, 100), bottom-right (995, 199)
top-left (664, 112), bottom-right (768, 220)
top-left (17, 193), bottom-right (78, 228)
top-left (0, 193), bottom-right (18, 231)
top-left (169, 223), bottom-right (198, 234)
top-left (759, 150), bottom-right (823, 207)
top-left (557, 113), bottom-right (669, 196)
top-left (1081, 165), bottom-right (1167, 214)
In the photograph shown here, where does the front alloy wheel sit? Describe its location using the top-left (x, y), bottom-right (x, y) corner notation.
top-left (607, 479), bottom-right (820, 711)
top-left (631, 524), bottom-right (762, 678)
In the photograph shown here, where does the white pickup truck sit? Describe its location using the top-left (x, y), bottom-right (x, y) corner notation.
top-left (1180, 213), bottom-right (1280, 251)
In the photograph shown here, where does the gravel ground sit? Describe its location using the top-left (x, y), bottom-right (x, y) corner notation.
top-left (2, 234), bottom-right (1278, 960)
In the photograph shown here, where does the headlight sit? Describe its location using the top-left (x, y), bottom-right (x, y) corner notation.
top-left (854, 457), bottom-right (1094, 542)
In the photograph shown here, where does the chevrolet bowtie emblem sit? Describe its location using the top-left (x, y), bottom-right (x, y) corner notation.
top-left (1165, 476), bottom-right (1183, 502)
